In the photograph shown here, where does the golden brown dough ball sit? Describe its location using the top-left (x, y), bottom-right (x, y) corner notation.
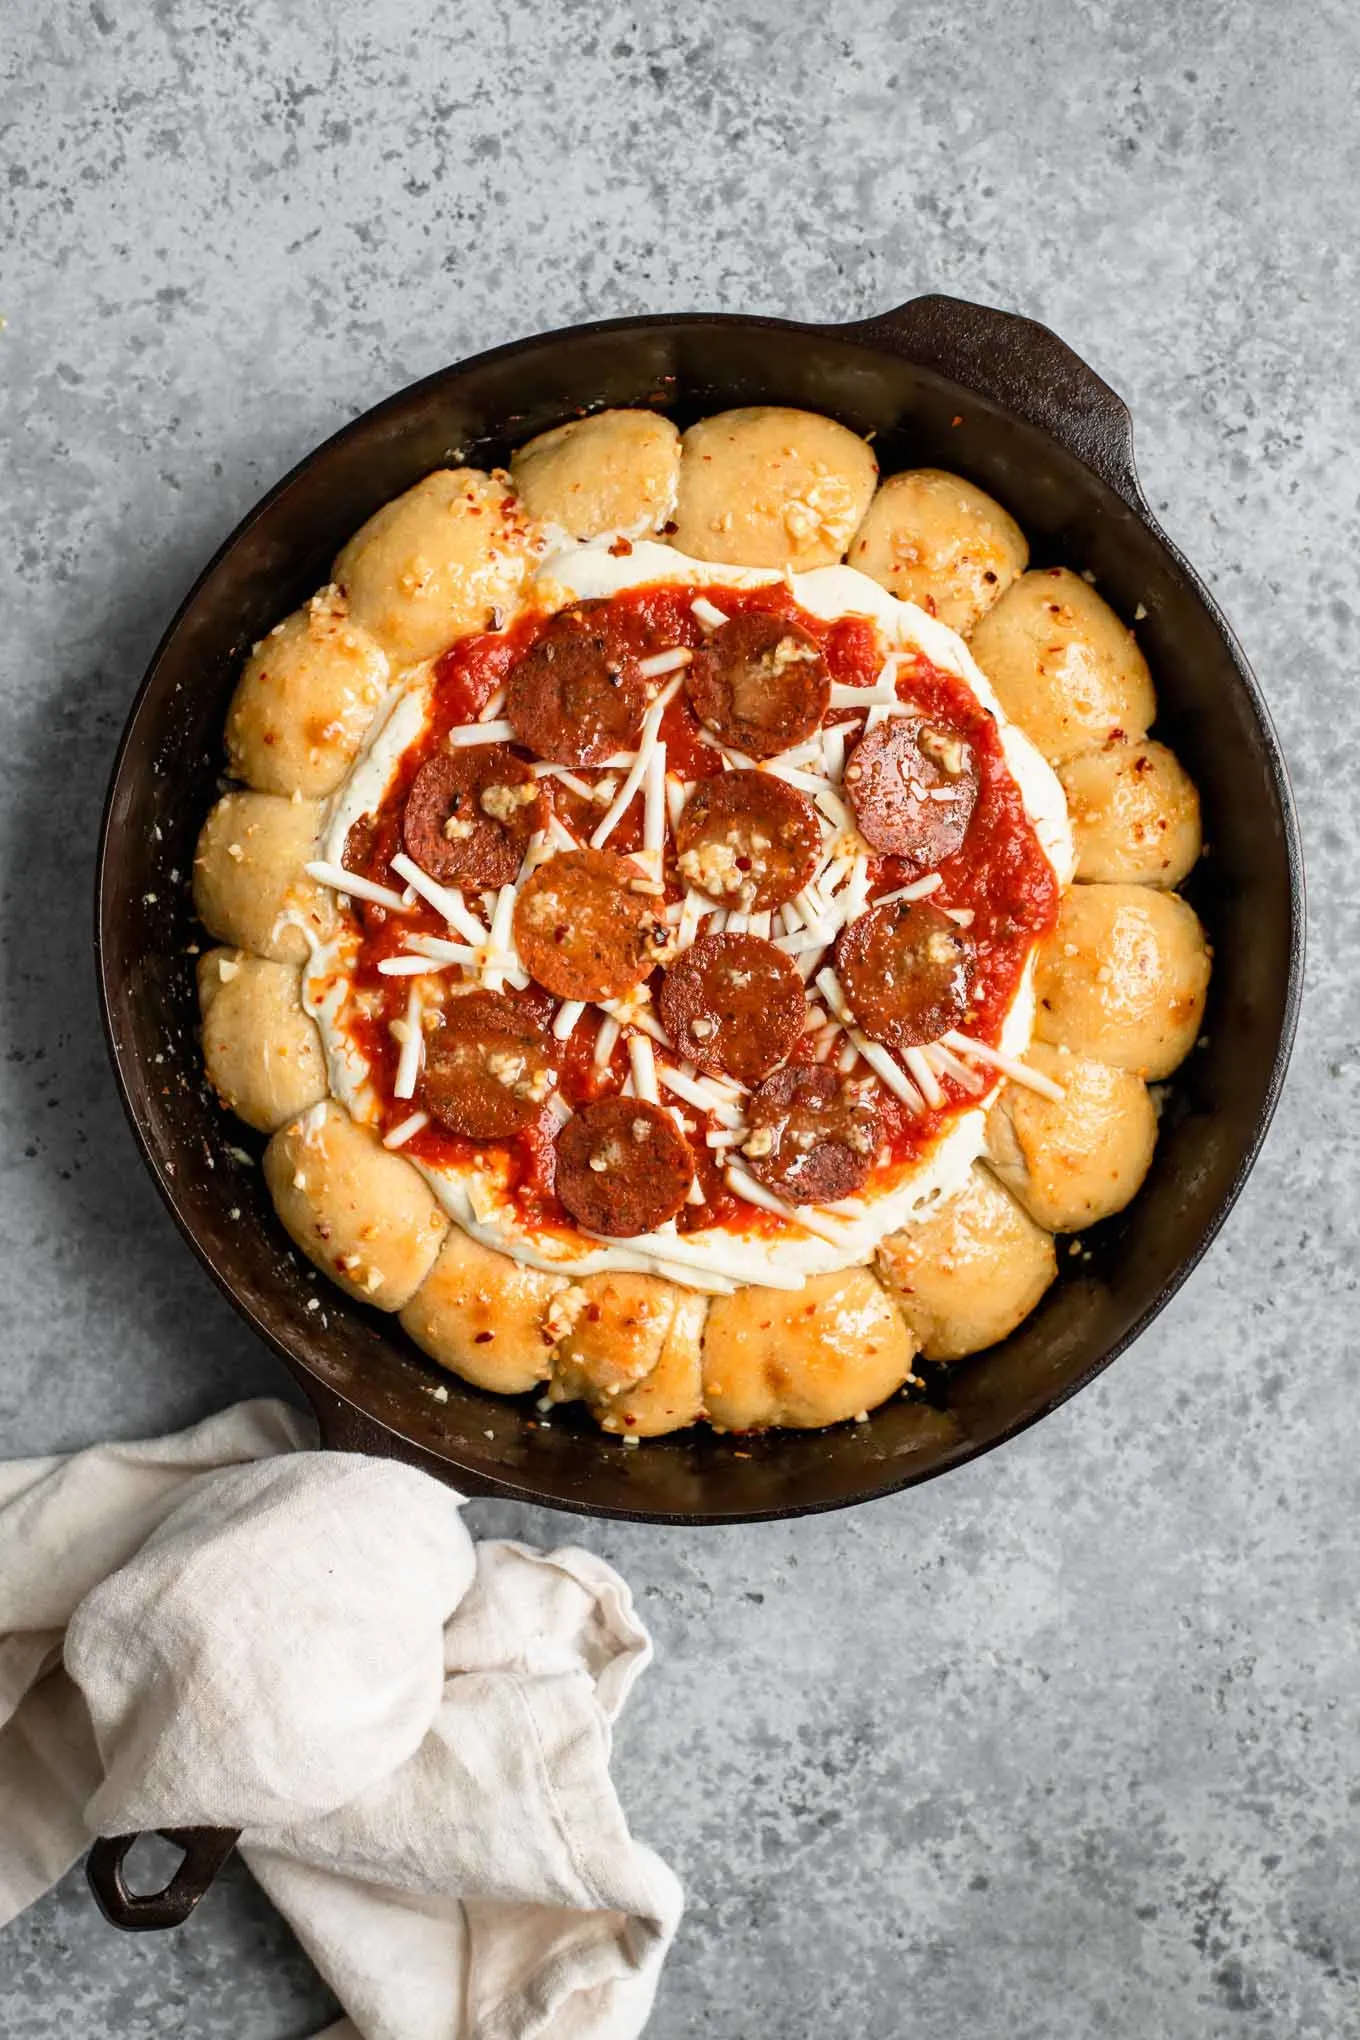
top-left (970, 567), bottom-right (1155, 765)
top-left (877, 1164), bottom-right (1056, 1361)
top-left (548, 1272), bottom-right (706, 1437)
top-left (669, 407), bottom-right (878, 570)
top-left (984, 1042), bottom-right (1158, 1232)
top-left (225, 588), bottom-right (391, 799)
top-left (701, 1266), bottom-right (914, 1431)
top-left (197, 949), bottom-right (328, 1134)
top-left (510, 409), bottom-right (681, 540)
top-left (333, 469), bottom-right (538, 666)
top-left (1034, 882), bottom-right (1210, 1079)
top-left (847, 468), bottom-right (1028, 634)
top-left (264, 1102), bottom-right (448, 1310)
top-left (193, 791), bottom-right (333, 964)
top-left (399, 1228), bottom-right (562, 1394)
top-left (1058, 738), bottom-right (1202, 887)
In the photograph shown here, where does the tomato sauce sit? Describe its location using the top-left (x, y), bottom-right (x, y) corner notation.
top-left (337, 581), bottom-right (1059, 1227)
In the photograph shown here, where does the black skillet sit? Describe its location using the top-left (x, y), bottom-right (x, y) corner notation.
top-left (90, 295), bottom-right (1301, 1925)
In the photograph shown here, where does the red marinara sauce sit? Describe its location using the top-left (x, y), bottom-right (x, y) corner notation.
top-left (338, 580), bottom-right (1060, 1227)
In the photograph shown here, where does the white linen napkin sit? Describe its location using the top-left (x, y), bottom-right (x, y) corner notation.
top-left (0, 1399), bottom-right (682, 2040)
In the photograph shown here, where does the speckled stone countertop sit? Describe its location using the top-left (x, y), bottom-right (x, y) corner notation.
top-left (1, 2), bottom-right (1356, 2034)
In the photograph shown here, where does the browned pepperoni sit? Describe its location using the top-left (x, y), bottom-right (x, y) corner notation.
top-left (555, 1097), bottom-right (694, 1237)
top-left (505, 604), bottom-right (648, 766)
top-left (658, 932), bottom-right (806, 1086)
top-left (843, 714), bottom-right (979, 867)
top-left (685, 612), bottom-right (830, 759)
top-left (833, 900), bottom-right (973, 1052)
top-left (513, 848), bottom-right (669, 1001)
top-left (402, 745), bottom-right (547, 888)
top-left (418, 991), bottom-right (560, 1140)
top-left (741, 1064), bottom-right (880, 1205)
top-left (674, 770), bottom-right (821, 911)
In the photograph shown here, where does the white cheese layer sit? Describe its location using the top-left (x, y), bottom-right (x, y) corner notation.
top-left (309, 541), bottom-right (1070, 1292)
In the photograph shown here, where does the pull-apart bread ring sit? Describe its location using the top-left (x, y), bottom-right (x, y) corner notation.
top-left (191, 415), bottom-right (1211, 1442)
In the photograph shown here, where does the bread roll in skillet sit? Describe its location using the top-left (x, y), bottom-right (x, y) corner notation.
top-left (847, 467), bottom-right (1028, 634)
top-left (984, 1042), bottom-right (1158, 1233)
top-left (701, 1266), bottom-right (916, 1430)
top-left (669, 407), bottom-right (877, 570)
top-left (549, 1272), bottom-right (707, 1437)
top-left (876, 1163), bottom-right (1057, 1362)
top-left (399, 1227), bottom-right (563, 1395)
top-left (225, 589), bottom-right (390, 799)
top-left (332, 469), bottom-right (538, 666)
top-left (193, 790), bottom-right (333, 965)
top-left (1058, 737), bottom-right (1202, 888)
top-left (510, 409), bottom-right (681, 540)
top-left (970, 567), bottom-right (1155, 765)
top-left (1034, 882), bottom-right (1210, 1079)
top-left (197, 949), bottom-right (328, 1134)
top-left (264, 1101), bottom-right (448, 1310)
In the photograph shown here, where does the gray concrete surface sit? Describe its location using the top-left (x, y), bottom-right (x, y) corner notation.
top-left (1, 0), bottom-right (1356, 2033)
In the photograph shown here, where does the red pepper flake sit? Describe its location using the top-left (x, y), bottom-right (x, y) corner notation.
top-left (608, 535), bottom-right (634, 557)
top-left (474, 1330), bottom-right (494, 1344)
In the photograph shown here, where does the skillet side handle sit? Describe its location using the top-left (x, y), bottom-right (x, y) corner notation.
top-left (87, 1826), bottom-right (241, 1933)
top-left (839, 294), bottom-right (1147, 513)
top-left (303, 1377), bottom-right (502, 1496)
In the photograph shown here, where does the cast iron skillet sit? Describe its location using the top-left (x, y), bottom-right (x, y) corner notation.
top-left (96, 295), bottom-right (1302, 1523)
top-left (90, 292), bottom-right (1302, 1931)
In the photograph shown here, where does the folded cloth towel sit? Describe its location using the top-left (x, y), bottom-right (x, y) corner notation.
top-left (0, 1399), bottom-right (681, 2040)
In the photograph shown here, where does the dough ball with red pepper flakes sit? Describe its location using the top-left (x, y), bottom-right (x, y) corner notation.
top-left (834, 899), bottom-right (974, 1053)
top-left (332, 469), bottom-right (537, 666)
top-left (685, 612), bottom-right (830, 759)
top-left (847, 469), bottom-right (1029, 636)
top-left (418, 990), bottom-right (561, 1140)
top-left (1033, 883), bottom-right (1209, 1080)
top-left (740, 1064), bottom-right (880, 1205)
top-left (554, 1099), bottom-right (695, 1237)
top-left (969, 567), bottom-right (1155, 766)
top-left (674, 769), bottom-right (821, 911)
top-left (669, 408), bottom-right (878, 570)
top-left (505, 602), bottom-right (649, 766)
top-left (226, 588), bottom-right (391, 799)
top-left (513, 848), bottom-right (671, 1001)
top-left (402, 744), bottom-right (547, 889)
top-left (659, 932), bottom-right (807, 1086)
top-left (843, 713), bottom-right (980, 868)
top-left (510, 410), bottom-right (682, 541)
top-left (701, 1266), bottom-right (916, 1430)
top-left (1057, 738), bottom-right (1202, 888)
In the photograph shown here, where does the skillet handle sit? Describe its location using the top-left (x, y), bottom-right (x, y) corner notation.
top-left (87, 1826), bottom-right (241, 1932)
top-left (303, 1377), bottom-right (503, 1497)
top-left (838, 293), bottom-right (1146, 513)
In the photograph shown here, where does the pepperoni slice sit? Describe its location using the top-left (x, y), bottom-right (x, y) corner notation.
top-left (685, 612), bottom-right (830, 759)
top-left (418, 991), bottom-right (560, 1140)
top-left (674, 770), bottom-right (821, 912)
top-left (833, 900), bottom-right (973, 1052)
top-left (659, 932), bottom-right (806, 1086)
top-left (843, 714), bottom-right (979, 868)
top-left (740, 1064), bottom-right (880, 1205)
top-left (555, 1097), bottom-right (694, 1237)
top-left (513, 848), bottom-right (670, 1001)
top-left (402, 746), bottom-right (547, 888)
top-left (505, 603), bottom-right (648, 766)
